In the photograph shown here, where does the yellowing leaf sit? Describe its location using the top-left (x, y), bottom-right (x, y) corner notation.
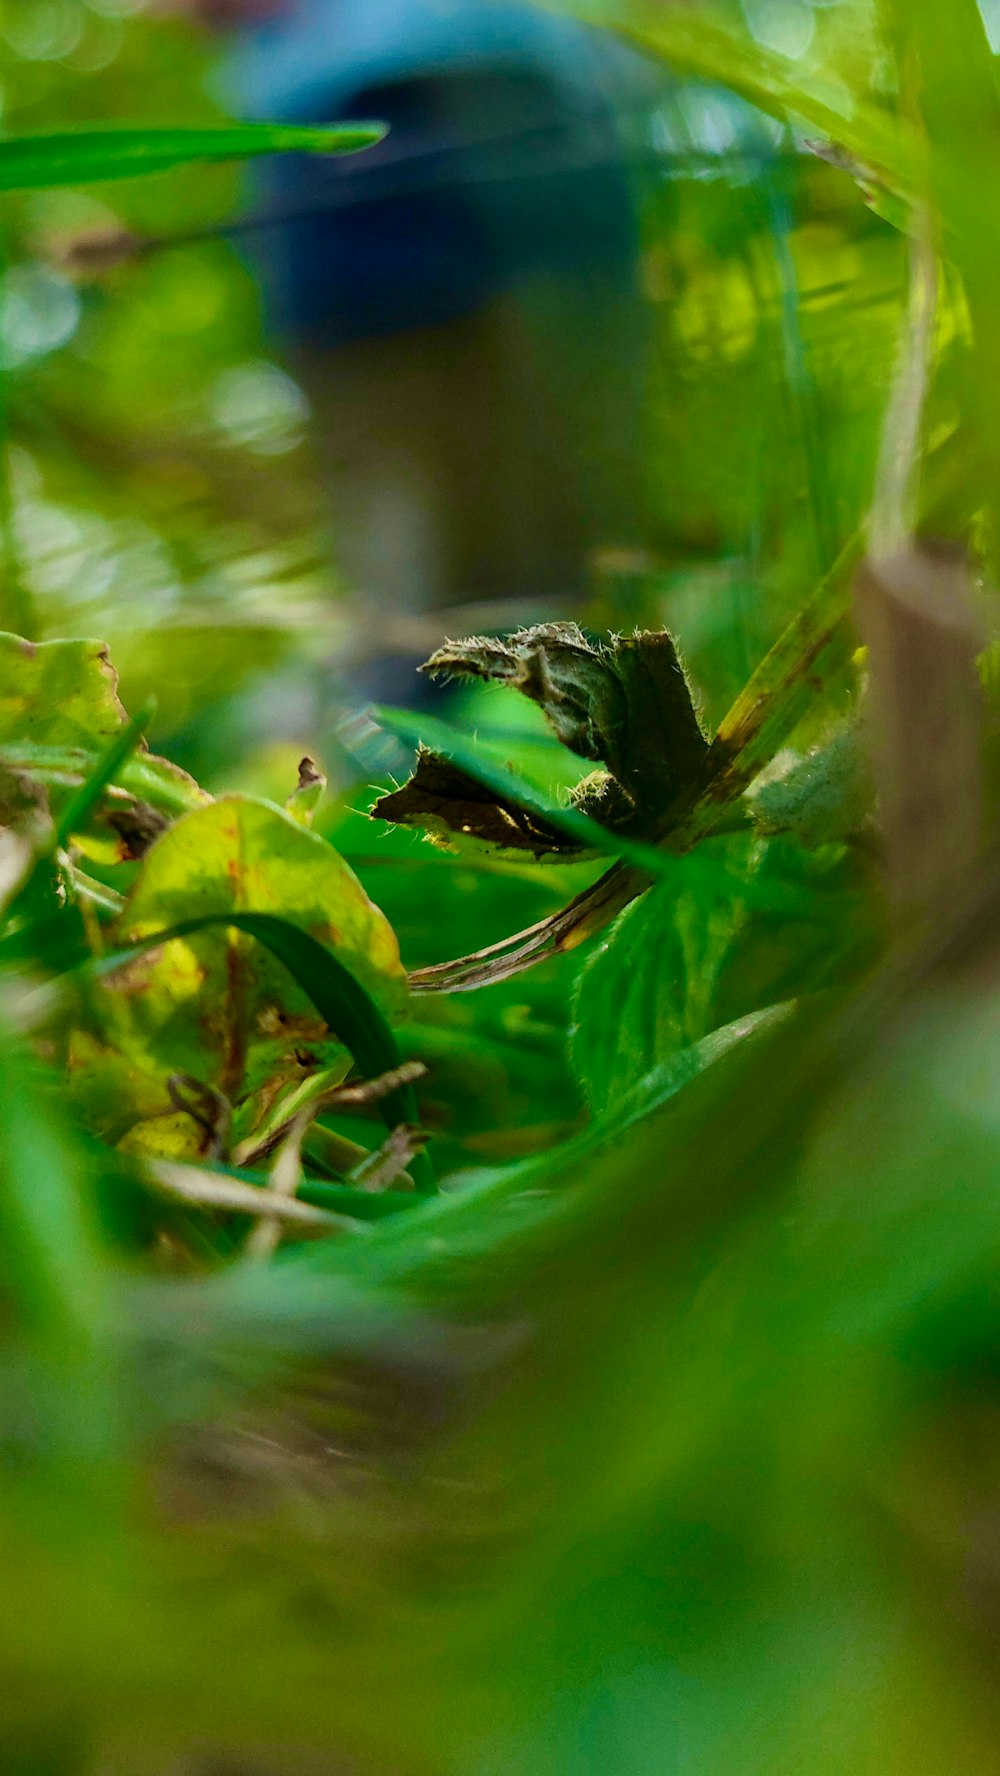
top-left (68, 797), bottom-right (406, 1158)
top-left (0, 632), bottom-right (125, 749)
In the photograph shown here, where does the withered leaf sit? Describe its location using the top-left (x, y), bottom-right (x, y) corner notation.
top-left (372, 746), bottom-right (580, 859)
top-left (372, 623), bottom-right (708, 858)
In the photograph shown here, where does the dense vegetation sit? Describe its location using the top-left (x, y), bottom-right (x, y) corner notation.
top-left (1, 1), bottom-right (1000, 1771)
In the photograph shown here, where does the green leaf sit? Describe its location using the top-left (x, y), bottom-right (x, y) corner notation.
top-left (614, 1005), bottom-right (794, 1134)
top-left (0, 702), bottom-right (155, 940)
top-left (572, 837), bottom-right (879, 1118)
top-left (53, 700), bottom-right (155, 850)
top-left (0, 632), bottom-right (125, 748)
top-left (126, 912), bottom-right (433, 1195)
top-left (571, 855), bottom-right (743, 1118)
top-left (67, 796), bottom-right (411, 1171)
top-left (0, 123), bottom-right (386, 193)
top-left (0, 740), bottom-right (208, 873)
top-left (0, 1018), bottom-right (116, 1470)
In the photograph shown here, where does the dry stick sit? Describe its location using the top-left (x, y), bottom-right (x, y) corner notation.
top-left (855, 201), bottom-right (988, 936)
top-left (349, 1124), bottom-right (429, 1195)
top-left (243, 1065), bottom-right (429, 1256)
top-left (233, 1060), bottom-right (426, 1170)
top-left (147, 1160), bottom-right (351, 1235)
top-left (869, 202), bottom-right (939, 566)
top-left (245, 1109), bottom-right (313, 1262)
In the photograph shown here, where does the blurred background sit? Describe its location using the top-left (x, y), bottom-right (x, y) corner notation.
top-left (0, 1), bottom-right (904, 1163)
top-left (0, 0), bottom-right (909, 1178)
top-left (0, 0), bottom-right (901, 759)
top-left (9, 6), bottom-right (995, 1775)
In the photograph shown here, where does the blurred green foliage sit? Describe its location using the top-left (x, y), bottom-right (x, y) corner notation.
top-left (1, 2), bottom-right (1000, 1774)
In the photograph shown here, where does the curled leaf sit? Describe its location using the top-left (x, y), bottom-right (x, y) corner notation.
top-left (373, 745), bottom-right (579, 860)
top-left (372, 623), bottom-right (708, 857)
top-left (405, 542), bottom-right (859, 992)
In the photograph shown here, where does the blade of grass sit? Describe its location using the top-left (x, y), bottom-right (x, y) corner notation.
top-left (0, 124), bottom-right (386, 192)
top-left (54, 701), bottom-right (155, 850)
top-left (0, 1021), bottom-right (117, 1471)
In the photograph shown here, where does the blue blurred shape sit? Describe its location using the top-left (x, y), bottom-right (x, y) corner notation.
top-left (226, 0), bottom-right (649, 341)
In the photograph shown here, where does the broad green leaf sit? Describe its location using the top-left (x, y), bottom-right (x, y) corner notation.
top-left (0, 123), bottom-right (386, 193)
top-left (571, 854), bottom-right (743, 1117)
top-left (572, 837), bottom-right (878, 1117)
top-left (113, 910), bottom-right (434, 1193)
top-left (615, 1005), bottom-right (793, 1133)
top-left (67, 797), bottom-right (407, 1165)
top-left (0, 631), bottom-right (125, 748)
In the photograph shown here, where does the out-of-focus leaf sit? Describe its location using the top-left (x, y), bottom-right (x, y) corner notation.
top-left (572, 0), bottom-right (912, 188)
top-left (67, 797), bottom-right (407, 1166)
top-left (805, 141), bottom-right (914, 235)
top-left (145, 1159), bottom-right (351, 1236)
top-left (1, 702), bottom-right (154, 940)
top-left (0, 741), bottom-right (207, 870)
top-left (572, 836), bottom-right (879, 1117)
top-left (52, 701), bottom-right (154, 850)
top-left (0, 123), bottom-right (387, 192)
top-left (0, 634), bottom-right (206, 866)
top-left (0, 631), bottom-right (125, 748)
top-left (745, 725), bottom-right (872, 848)
top-left (615, 1004), bottom-right (793, 1132)
top-left (0, 632), bottom-right (207, 838)
top-left (0, 1013), bottom-right (115, 1469)
top-left (106, 622), bottom-right (296, 737)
